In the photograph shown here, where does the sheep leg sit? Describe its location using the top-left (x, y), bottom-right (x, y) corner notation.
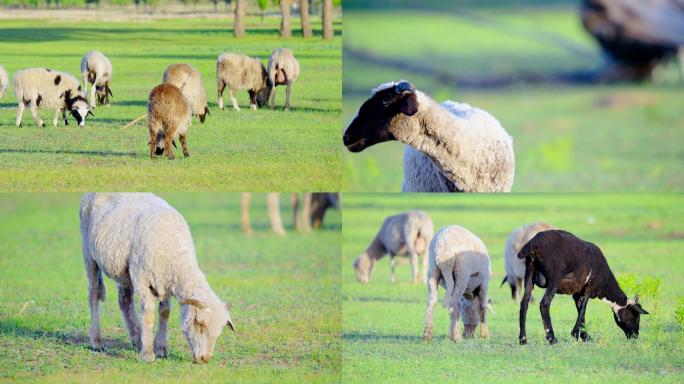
top-left (86, 258), bottom-right (105, 351)
top-left (421, 251), bottom-right (428, 284)
top-left (389, 256), bottom-right (397, 283)
top-left (284, 83), bottom-right (291, 111)
top-left (15, 102), bottom-right (26, 127)
top-left (90, 79), bottom-right (97, 108)
top-left (179, 133), bottom-right (190, 158)
top-left (61, 108), bottom-right (69, 126)
top-left (248, 90), bottom-right (257, 110)
top-left (540, 285), bottom-right (558, 344)
top-left (572, 292), bottom-right (591, 342)
top-left (441, 265), bottom-right (455, 309)
top-left (477, 284), bottom-right (490, 338)
top-left (422, 268), bottom-right (441, 341)
top-left (29, 101), bottom-right (43, 127)
top-left (448, 283), bottom-right (467, 342)
top-left (267, 192), bottom-right (286, 236)
top-left (82, 73), bottom-right (88, 103)
top-left (138, 289), bottom-right (157, 362)
top-left (269, 87), bottom-right (277, 108)
top-left (519, 259), bottom-right (535, 345)
top-left (154, 299), bottom-right (171, 357)
top-left (217, 80), bottom-right (226, 109)
top-left (409, 251), bottom-right (420, 284)
top-left (163, 132), bottom-right (175, 160)
top-left (240, 193), bottom-right (253, 235)
top-left (229, 89), bottom-right (240, 111)
top-left (118, 285), bottom-right (141, 350)
top-left (148, 120), bottom-right (161, 160)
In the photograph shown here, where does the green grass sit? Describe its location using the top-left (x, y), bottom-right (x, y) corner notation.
top-left (342, 194), bottom-right (684, 383)
top-left (0, 193), bottom-right (341, 383)
top-left (0, 17), bottom-right (341, 191)
top-left (342, 9), bottom-right (684, 192)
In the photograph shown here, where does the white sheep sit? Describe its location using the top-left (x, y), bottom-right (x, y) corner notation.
top-left (423, 225), bottom-right (491, 342)
top-left (14, 68), bottom-right (91, 127)
top-left (163, 63), bottom-right (210, 123)
top-left (267, 48), bottom-right (300, 110)
top-left (353, 210), bottom-right (434, 284)
top-left (216, 53), bottom-right (272, 111)
top-left (502, 222), bottom-right (556, 302)
top-left (147, 83), bottom-right (192, 159)
top-left (343, 80), bottom-right (515, 192)
top-left (80, 50), bottom-right (113, 108)
top-left (0, 65), bottom-right (8, 99)
top-left (80, 193), bottom-right (235, 363)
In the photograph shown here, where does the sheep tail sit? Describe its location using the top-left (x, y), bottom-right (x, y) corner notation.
top-left (517, 241), bottom-right (536, 260)
top-left (122, 114), bottom-right (146, 129)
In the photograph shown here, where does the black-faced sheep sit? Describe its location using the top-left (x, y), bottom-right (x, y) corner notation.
top-left (216, 53), bottom-right (272, 111)
top-left (518, 229), bottom-right (649, 345)
top-left (80, 193), bottom-right (235, 363)
top-left (502, 222), bottom-right (556, 302)
top-left (423, 225), bottom-right (491, 342)
top-left (267, 48), bottom-right (300, 110)
top-left (147, 83), bottom-right (192, 160)
top-left (81, 50), bottom-right (113, 108)
top-left (14, 68), bottom-right (92, 128)
top-left (353, 210), bottom-right (434, 284)
top-left (343, 80), bottom-right (515, 192)
top-left (0, 65), bottom-right (8, 99)
top-left (163, 63), bottom-right (210, 123)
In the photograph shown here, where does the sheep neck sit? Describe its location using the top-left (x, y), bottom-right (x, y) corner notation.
top-left (598, 271), bottom-right (628, 308)
top-left (366, 236), bottom-right (387, 261)
top-left (173, 267), bottom-right (221, 307)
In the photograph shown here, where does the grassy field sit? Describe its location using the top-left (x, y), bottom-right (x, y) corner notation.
top-left (342, 193), bottom-right (684, 383)
top-left (342, 7), bottom-right (684, 192)
top-left (0, 193), bottom-right (341, 383)
top-left (0, 16), bottom-right (341, 191)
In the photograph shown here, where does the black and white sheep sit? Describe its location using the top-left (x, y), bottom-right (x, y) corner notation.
top-left (80, 193), bottom-right (235, 363)
top-left (216, 53), bottom-right (272, 111)
top-left (81, 50), bottom-right (113, 108)
top-left (343, 80), bottom-right (515, 192)
top-left (267, 48), bottom-right (300, 110)
top-left (147, 83), bottom-right (192, 159)
top-left (14, 68), bottom-right (92, 127)
top-left (423, 225), bottom-right (491, 342)
top-left (163, 63), bottom-right (210, 123)
top-left (501, 222), bottom-right (556, 302)
top-left (518, 229), bottom-right (649, 345)
top-left (0, 65), bottom-right (8, 99)
top-left (353, 210), bottom-right (434, 284)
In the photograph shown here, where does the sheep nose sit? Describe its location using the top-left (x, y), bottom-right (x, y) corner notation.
top-left (79, 121), bottom-right (85, 127)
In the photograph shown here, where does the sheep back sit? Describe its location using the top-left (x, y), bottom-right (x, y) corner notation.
top-left (163, 63), bottom-right (208, 115)
top-left (80, 50), bottom-right (112, 86)
top-left (268, 48), bottom-right (300, 86)
top-left (429, 225), bottom-right (491, 288)
top-left (13, 68), bottom-right (83, 109)
top-left (378, 210), bottom-right (433, 256)
top-left (216, 53), bottom-right (269, 91)
top-left (148, 83), bottom-right (192, 136)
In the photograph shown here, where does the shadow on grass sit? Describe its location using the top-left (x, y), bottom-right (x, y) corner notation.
top-left (268, 106), bottom-right (341, 113)
top-left (0, 318), bottom-right (133, 357)
top-left (0, 148), bottom-right (141, 158)
top-left (343, 332), bottom-right (424, 342)
top-left (346, 296), bottom-right (423, 304)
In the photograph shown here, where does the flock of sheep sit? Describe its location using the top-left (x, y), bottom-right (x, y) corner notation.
top-left (0, 47), bottom-right (300, 159)
top-left (352, 210), bottom-right (649, 344)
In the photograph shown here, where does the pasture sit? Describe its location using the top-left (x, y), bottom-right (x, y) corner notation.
top-left (342, 5), bottom-right (684, 192)
top-left (342, 193), bottom-right (684, 382)
top-left (0, 193), bottom-right (341, 382)
top-left (0, 16), bottom-right (341, 191)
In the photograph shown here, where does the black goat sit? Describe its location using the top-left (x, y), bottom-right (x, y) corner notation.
top-left (518, 230), bottom-right (648, 345)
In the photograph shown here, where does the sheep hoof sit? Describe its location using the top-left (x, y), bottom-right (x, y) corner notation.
top-left (449, 333), bottom-right (462, 343)
top-left (90, 343), bottom-right (105, 352)
top-left (167, 155), bottom-right (175, 160)
top-left (519, 336), bottom-right (527, 345)
top-left (183, 152), bottom-right (190, 158)
top-left (479, 324), bottom-right (489, 338)
top-left (154, 344), bottom-right (168, 358)
top-left (141, 350), bottom-right (156, 362)
top-left (547, 335), bottom-right (558, 345)
top-left (580, 331), bottom-right (591, 342)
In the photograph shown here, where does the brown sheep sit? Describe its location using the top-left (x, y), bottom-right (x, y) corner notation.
top-left (147, 83), bottom-right (192, 160)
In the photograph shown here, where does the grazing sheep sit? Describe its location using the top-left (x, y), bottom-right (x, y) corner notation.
top-left (240, 193), bottom-right (286, 236)
top-left (0, 65), bottom-right (8, 99)
top-left (292, 193), bottom-right (340, 232)
top-left (163, 63), bottom-right (210, 123)
top-left (216, 53), bottom-right (272, 111)
top-left (80, 50), bottom-right (113, 108)
top-left (353, 210), bottom-right (434, 284)
top-left (14, 68), bottom-right (92, 127)
top-left (147, 83), bottom-right (192, 160)
top-left (267, 48), bottom-right (300, 110)
top-left (80, 193), bottom-right (235, 363)
top-left (343, 80), bottom-right (515, 192)
top-left (518, 229), bottom-right (649, 345)
top-left (423, 225), bottom-right (491, 342)
top-left (501, 222), bottom-right (556, 302)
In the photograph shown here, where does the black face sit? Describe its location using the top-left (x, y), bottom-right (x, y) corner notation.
top-left (198, 105), bottom-right (210, 124)
top-left (96, 83), bottom-right (112, 106)
top-left (343, 81), bottom-right (419, 152)
top-left (255, 85), bottom-right (271, 108)
top-left (613, 302), bottom-right (648, 339)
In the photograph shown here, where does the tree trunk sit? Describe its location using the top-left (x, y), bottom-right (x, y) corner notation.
top-left (280, 0), bottom-right (292, 38)
top-left (300, 0), bottom-right (312, 38)
top-left (322, 0), bottom-right (333, 40)
top-left (234, 0), bottom-right (245, 38)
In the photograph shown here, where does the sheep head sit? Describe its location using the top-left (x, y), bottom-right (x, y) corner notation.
top-left (64, 89), bottom-right (92, 127)
top-left (199, 105), bottom-right (211, 124)
top-left (255, 77), bottom-right (273, 108)
top-left (353, 252), bottom-right (374, 283)
top-left (180, 298), bottom-right (235, 363)
top-left (343, 80), bottom-right (419, 152)
top-left (612, 295), bottom-right (649, 339)
top-left (95, 82), bottom-right (112, 106)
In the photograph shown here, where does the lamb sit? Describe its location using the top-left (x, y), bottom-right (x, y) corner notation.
top-left (501, 222), bottom-right (556, 302)
top-left (216, 53), bottom-right (272, 111)
top-left (423, 225), bottom-right (491, 342)
top-left (267, 48), bottom-right (300, 110)
top-left (163, 63), bottom-right (210, 123)
top-left (80, 50), bottom-right (113, 108)
top-left (353, 210), bottom-right (434, 284)
top-left (517, 229), bottom-right (649, 345)
top-left (343, 80), bottom-right (515, 192)
top-left (14, 68), bottom-right (92, 128)
top-left (80, 193), bottom-right (235, 363)
top-left (147, 83), bottom-right (192, 160)
top-left (0, 65), bottom-right (8, 99)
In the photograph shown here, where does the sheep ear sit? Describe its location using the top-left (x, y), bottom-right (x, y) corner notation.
top-left (181, 298), bottom-right (206, 309)
top-left (398, 93), bottom-right (418, 116)
top-left (226, 313), bottom-right (236, 332)
top-left (630, 303), bottom-right (649, 315)
top-left (633, 295), bottom-right (640, 304)
top-left (394, 81), bottom-right (415, 94)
